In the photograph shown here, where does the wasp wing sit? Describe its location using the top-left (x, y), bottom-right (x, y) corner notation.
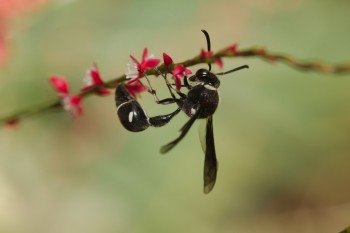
top-left (198, 119), bottom-right (207, 153)
top-left (160, 110), bottom-right (201, 154)
top-left (203, 116), bottom-right (218, 194)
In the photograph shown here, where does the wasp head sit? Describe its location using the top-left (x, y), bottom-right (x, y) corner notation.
top-left (189, 69), bottom-right (220, 88)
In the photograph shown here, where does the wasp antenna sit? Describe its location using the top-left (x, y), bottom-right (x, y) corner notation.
top-left (207, 63), bottom-right (212, 72)
top-left (201, 29), bottom-right (211, 51)
top-left (216, 65), bottom-right (249, 76)
top-left (201, 29), bottom-right (212, 71)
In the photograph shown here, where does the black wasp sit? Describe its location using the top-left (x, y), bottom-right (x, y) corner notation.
top-left (115, 30), bottom-right (248, 193)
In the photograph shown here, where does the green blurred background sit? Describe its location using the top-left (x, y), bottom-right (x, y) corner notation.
top-left (1, 0), bottom-right (350, 232)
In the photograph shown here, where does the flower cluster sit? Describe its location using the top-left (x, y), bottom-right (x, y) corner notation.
top-left (81, 64), bottom-right (110, 95)
top-left (124, 45), bottom-right (235, 93)
top-left (125, 48), bottom-right (192, 92)
top-left (124, 82), bottom-right (146, 98)
top-left (198, 43), bottom-right (239, 70)
top-left (125, 48), bottom-right (160, 84)
top-left (163, 53), bottom-right (192, 91)
top-left (49, 75), bottom-right (83, 118)
top-left (49, 64), bottom-right (110, 118)
top-left (21, 45), bottom-right (234, 124)
top-left (200, 49), bottom-right (223, 69)
top-left (225, 43), bottom-right (238, 54)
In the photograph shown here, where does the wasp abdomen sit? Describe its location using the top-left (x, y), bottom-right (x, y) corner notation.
top-left (115, 84), bottom-right (149, 132)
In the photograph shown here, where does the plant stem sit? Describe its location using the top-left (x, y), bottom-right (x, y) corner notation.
top-left (1, 46), bottom-right (350, 125)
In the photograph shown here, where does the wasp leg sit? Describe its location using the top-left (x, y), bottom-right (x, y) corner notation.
top-left (154, 68), bottom-right (187, 99)
top-left (138, 77), bottom-right (182, 105)
top-left (149, 108), bottom-right (181, 127)
top-left (160, 109), bottom-right (200, 153)
top-left (156, 98), bottom-right (183, 105)
top-left (183, 76), bottom-right (191, 90)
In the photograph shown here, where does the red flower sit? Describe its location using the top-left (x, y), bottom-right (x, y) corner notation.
top-left (81, 63), bottom-right (110, 95)
top-left (170, 65), bottom-right (192, 91)
top-left (62, 95), bottom-right (83, 118)
top-left (200, 49), bottom-right (213, 59)
top-left (163, 53), bottom-right (173, 66)
top-left (126, 48), bottom-right (160, 84)
top-left (200, 49), bottom-right (223, 69)
top-left (214, 58), bottom-right (223, 69)
top-left (49, 75), bottom-right (83, 118)
top-left (225, 43), bottom-right (238, 54)
top-left (49, 75), bottom-right (69, 95)
top-left (6, 118), bottom-right (19, 128)
top-left (125, 82), bottom-right (147, 98)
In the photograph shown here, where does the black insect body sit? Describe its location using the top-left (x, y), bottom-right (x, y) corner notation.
top-left (182, 70), bottom-right (220, 119)
top-left (159, 69), bottom-right (221, 193)
top-left (115, 84), bottom-right (149, 132)
top-left (115, 30), bottom-right (248, 193)
top-left (115, 84), bottom-right (180, 132)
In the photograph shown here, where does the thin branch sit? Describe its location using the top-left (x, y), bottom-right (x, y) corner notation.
top-left (1, 46), bottom-right (350, 125)
top-left (235, 47), bottom-right (350, 73)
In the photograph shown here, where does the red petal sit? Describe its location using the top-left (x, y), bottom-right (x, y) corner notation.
top-left (72, 105), bottom-right (83, 118)
top-left (170, 65), bottom-right (191, 81)
top-left (214, 58), bottom-right (223, 69)
top-left (142, 48), bottom-right (148, 63)
top-left (130, 55), bottom-right (140, 66)
top-left (49, 75), bottom-right (69, 94)
top-left (81, 64), bottom-right (105, 92)
top-left (226, 43), bottom-right (238, 54)
top-left (163, 53), bottom-right (173, 66)
top-left (97, 89), bottom-right (111, 96)
top-left (142, 58), bottom-right (160, 70)
top-left (70, 95), bottom-right (81, 105)
top-left (6, 118), bottom-right (19, 128)
top-left (64, 95), bottom-right (83, 118)
top-left (171, 65), bottom-right (192, 79)
top-left (200, 49), bottom-right (213, 59)
top-left (184, 67), bottom-right (192, 75)
top-left (127, 71), bottom-right (142, 84)
top-left (125, 83), bottom-right (146, 98)
top-left (90, 64), bottom-right (103, 85)
top-left (80, 85), bottom-right (94, 92)
top-left (171, 65), bottom-right (185, 76)
top-left (174, 77), bottom-right (181, 91)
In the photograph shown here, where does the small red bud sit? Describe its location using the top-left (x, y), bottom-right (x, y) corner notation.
top-left (163, 53), bottom-right (173, 66)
